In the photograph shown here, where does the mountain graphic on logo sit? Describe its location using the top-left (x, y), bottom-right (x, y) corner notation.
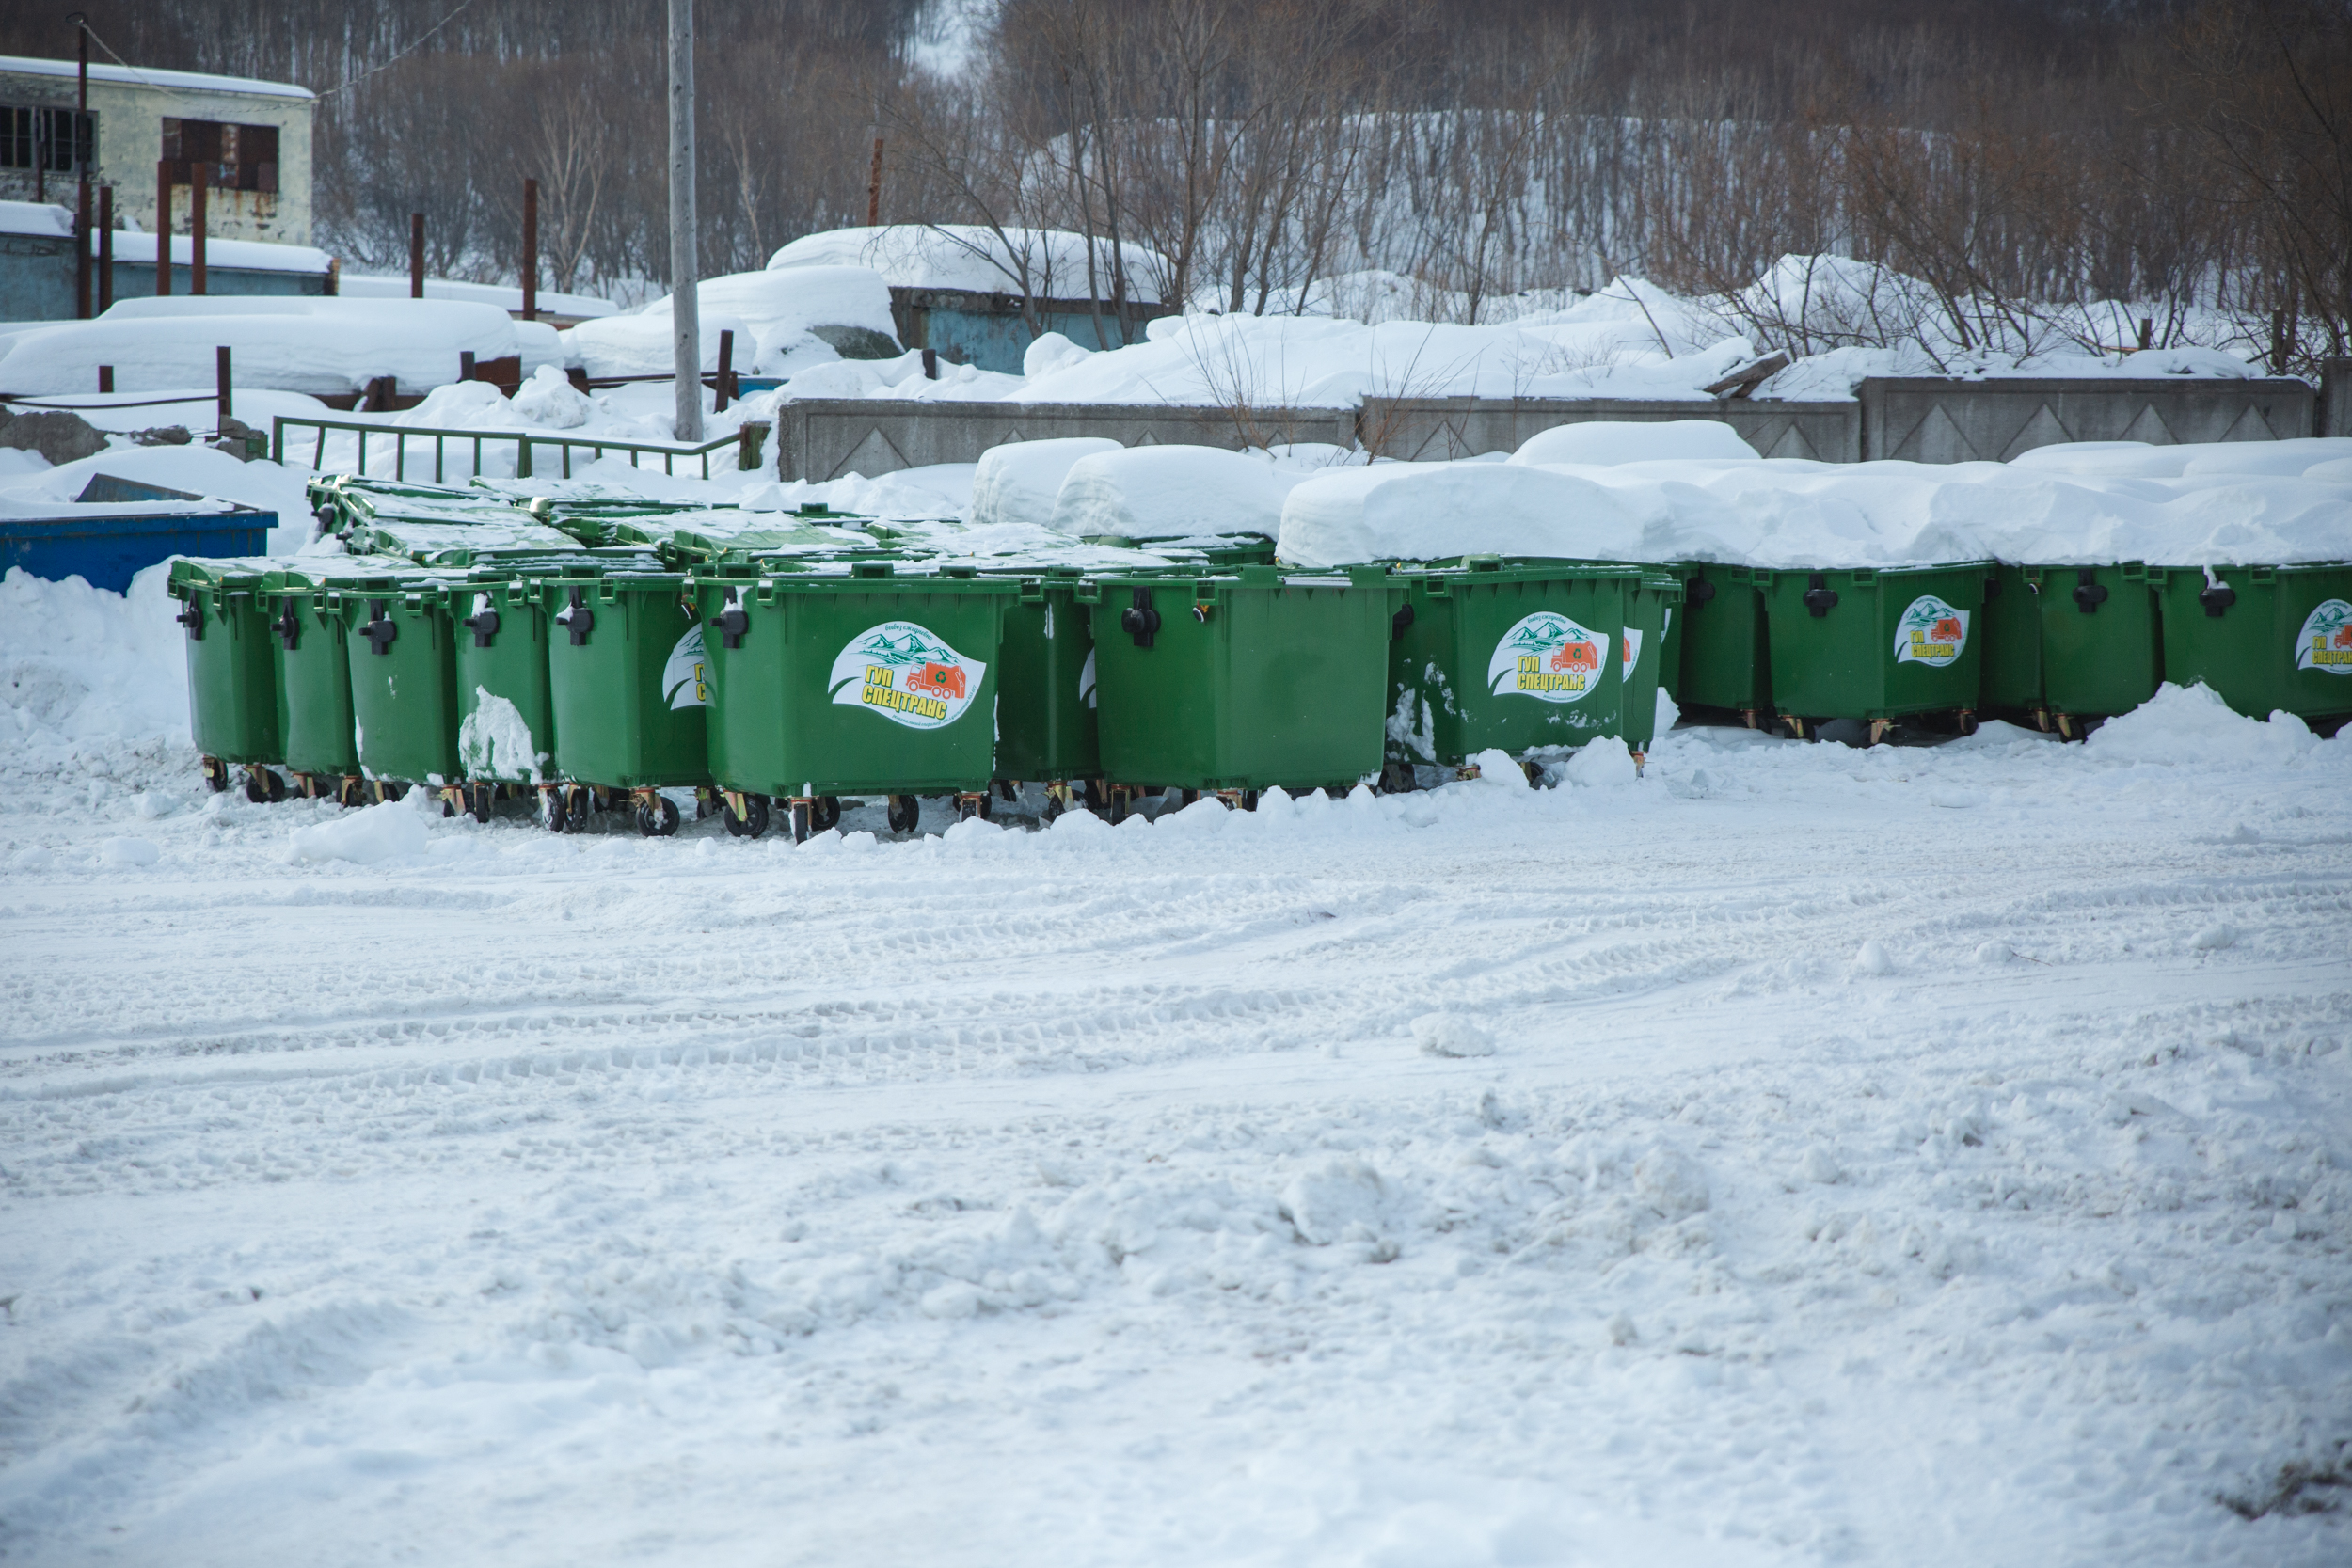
top-left (1502, 616), bottom-right (1571, 655)
top-left (855, 628), bottom-right (949, 667)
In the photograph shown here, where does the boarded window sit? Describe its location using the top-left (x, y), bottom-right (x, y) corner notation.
top-left (0, 105), bottom-right (95, 172)
top-left (160, 118), bottom-right (278, 193)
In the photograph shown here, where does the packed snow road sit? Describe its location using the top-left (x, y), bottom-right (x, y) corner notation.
top-left (4, 694), bottom-right (2350, 1566)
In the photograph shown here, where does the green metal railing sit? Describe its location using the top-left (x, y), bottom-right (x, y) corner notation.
top-left (271, 415), bottom-right (767, 483)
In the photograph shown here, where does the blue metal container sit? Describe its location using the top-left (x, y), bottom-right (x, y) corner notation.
top-left (1, 507), bottom-right (276, 593)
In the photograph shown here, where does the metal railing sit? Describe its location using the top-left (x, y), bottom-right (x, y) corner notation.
top-left (271, 414), bottom-right (763, 483)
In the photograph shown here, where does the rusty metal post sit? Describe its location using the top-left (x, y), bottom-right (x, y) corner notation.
top-left (190, 164), bottom-right (208, 295)
top-left (867, 134), bottom-right (883, 227)
top-left (216, 345), bottom-right (232, 432)
top-left (461, 350), bottom-right (476, 382)
top-left (75, 179), bottom-right (91, 319)
top-left (75, 24), bottom-right (91, 318)
top-left (97, 185), bottom-right (113, 312)
top-left (99, 365), bottom-right (113, 393)
top-left (410, 213), bottom-right (425, 298)
top-left (155, 161), bottom-right (170, 295)
top-left (714, 328), bottom-right (733, 412)
top-left (521, 179), bottom-right (539, 321)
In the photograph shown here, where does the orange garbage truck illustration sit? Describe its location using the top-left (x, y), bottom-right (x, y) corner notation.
top-left (908, 661), bottom-right (967, 700)
top-left (2333, 624), bottom-right (2352, 650)
top-left (1550, 640), bottom-right (1599, 673)
top-left (1930, 616), bottom-right (1964, 643)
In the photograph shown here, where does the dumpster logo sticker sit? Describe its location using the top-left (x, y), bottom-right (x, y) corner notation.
top-left (1488, 612), bottom-right (1610, 705)
top-left (1621, 627), bottom-right (1644, 679)
top-left (1079, 648), bottom-right (1098, 710)
top-left (829, 621), bottom-right (987, 729)
top-left (2297, 600), bottom-right (2352, 675)
top-left (1894, 595), bottom-right (1969, 667)
top-left (663, 625), bottom-right (709, 709)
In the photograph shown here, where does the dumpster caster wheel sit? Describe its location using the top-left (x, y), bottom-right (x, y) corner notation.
top-left (812, 796), bottom-right (841, 832)
top-left (1179, 787), bottom-right (1201, 809)
top-left (2055, 712), bottom-right (2076, 741)
top-left (1041, 783), bottom-right (1072, 824)
top-left (885, 794), bottom-right (920, 834)
top-left (201, 755), bottom-right (230, 792)
top-left (469, 784), bottom-right (497, 823)
top-left (1956, 708), bottom-right (1979, 736)
top-left (694, 785), bottom-right (720, 821)
top-left (636, 794), bottom-right (680, 837)
top-left (723, 791), bottom-right (769, 839)
top-left (955, 792), bottom-right (991, 824)
top-left (373, 779), bottom-right (409, 804)
top-left (590, 786), bottom-right (618, 816)
top-left (994, 779), bottom-right (1017, 803)
top-left (786, 799), bottom-right (814, 844)
top-left (537, 787), bottom-right (566, 833)
top-left (244, 768), bottom-right (287, 804)
top-left (1104, 786), bottom-right (1129, 827)
top-left (1523, 758), bottom-right (1546, 787)
top-left (561, 785), bottom-right (592, 832)
top-left (1081, 779), bottom-right (1107, 813)
top-left (336, 776), bottom-right (365, 809)
top-left (1378, 762), bottom-right (1415, 795)
top-left (1867, 720), bottom-right (1893, 748)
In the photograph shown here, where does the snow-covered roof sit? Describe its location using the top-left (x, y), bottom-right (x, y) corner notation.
top-left (340, 276), bottom-right (618, 319)
top-left (770, 226), bottom-right (1168, 306)
top-left (0, 200), bottom-right (74, 240)
top-left (0, 54), bottom-right (315, 102)
top-left (98, 231), bottom-right (331, 275)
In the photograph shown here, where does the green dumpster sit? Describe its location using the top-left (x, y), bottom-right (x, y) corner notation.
top-left (2026, 562), bottom-right (2163, 736)
top-left (988, 565), bottom-right (1098, 814)
top-left (2150, 562), bottom-right (2352, 730)
top-left (688, 560), bottom-right (1018, 840)
top-left (1672, 562), bottom-right (1772, 723)
top-left (350, 514), bottom-right (587, 565)
top-left (1756, 562), bottom-right (1993, 741)
top-left (1083, 531), bottom-right (1276, 568)
top-left (335, 570), bottom-right (466, 802)
top-left (261, 559), bottom-right (410, 803)
top-left (1387, 559), bottom-right (1671, 783)
top-left (438, 562), bottom-right (580, 822)
top-left (1081, 562), bottom-right (1392, 815)
top-left (1976, 564), bottom-right (2043, 725)
top-left (536, 566), bottom-right (713, 836)
top-left (167, 558), bottom-right (288, 800)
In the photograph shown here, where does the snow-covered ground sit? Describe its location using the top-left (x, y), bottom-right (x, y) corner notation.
top-left (3, 568), bottom-right (2349, 1567)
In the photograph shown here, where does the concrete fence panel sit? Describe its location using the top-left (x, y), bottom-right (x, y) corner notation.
top-left (1857, 377), bottom-right (2316, 463)
top-left (773, 399), bottom-right (1356, 482)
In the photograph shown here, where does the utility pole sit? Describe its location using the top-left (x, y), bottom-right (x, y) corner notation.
top-left (668, 0), bottom-right (702, 442)
top-left (74, 16), bottom-right (91, 319)
top-left (521, 180), bottom-right (538, 321)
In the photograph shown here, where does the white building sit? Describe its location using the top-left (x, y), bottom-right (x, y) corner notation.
top-left (0, 54), bottom-right (315, 247)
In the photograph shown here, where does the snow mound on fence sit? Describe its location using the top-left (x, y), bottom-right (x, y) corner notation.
top-left (970, 437), bottom-right (1120, 530)
top-left (1048, 445), bottom-right (1300, 540)
top-left (1507, 419), bottom-right (1760, 467)
top-left (0, 298), bottom-right (520, 397)
top-left (564, 309), bottom-right (753, 380)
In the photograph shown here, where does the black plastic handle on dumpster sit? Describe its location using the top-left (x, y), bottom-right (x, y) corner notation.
top-left (1121, 589), bottom-right (1161, 649)
top-left (1803, 574), bottom-right (1838, 618)
top-left (1685, 574), bottom-right (1717, 607)
top-left (465, 606), bottom-right (501, 647)
top-left (561, 588), bottom-right (595, 645)
top-left (361, 601), bottom-right (398, 656)
top-left (709, 591), bottom-right (749, 650)
top-left (1391, 601), bottom-right (1416, 641)
top-left (175, 599), bottom-right (203, 640)
top-left (2073, 571), bottom-right (2108, 614)
top-left (269, 598), bottom-right (300, 651)
top-left (2200, 580), bottom-right (2235, 618)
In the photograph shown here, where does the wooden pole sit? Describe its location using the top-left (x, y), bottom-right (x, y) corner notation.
top-left (155, 161), bottom-right (171, 295)
top-left (216, 345), bottom-right (232, 432)
top-left (715, 328), bottom-right (733, 412)
top-left (190, 164), bottom-right (208, 295)
top-left (410, 213), bottom-right (425, 298)
top-left (97, 185), bottom-right (112, 312)
top-left (668, 0), bottom-right (703, 442)
top-left (867, 134), bottom-right (883, 227)
top-left (521, 180), bottom-right (538, 321)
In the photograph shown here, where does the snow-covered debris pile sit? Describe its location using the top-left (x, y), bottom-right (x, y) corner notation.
top-left (0, 298), bottom-right (525, 397)
top-left (338, 274), bottom-right (619, 320)
top-left (566, 266), bottom-right (901, 380)
top-left (770, 224), bottom-right (1168, 304)
top-left (969, 436), bottom-right (1120, 530)
top-left (1047, 444), bottom-right (1303, 540)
